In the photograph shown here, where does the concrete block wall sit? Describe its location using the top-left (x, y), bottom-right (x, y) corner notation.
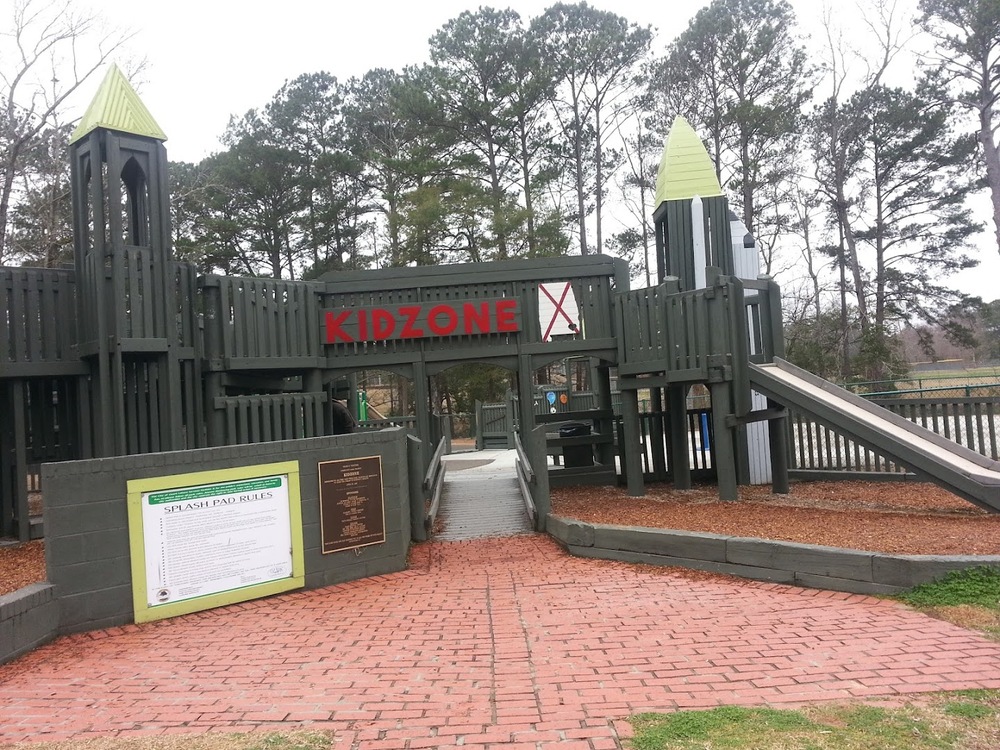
top-left (547, 516), bottom-right (1000, 596)
top-left (39, 429), bottom-right (411, 638)
top-left (0, 583), bottom-right (58, 663)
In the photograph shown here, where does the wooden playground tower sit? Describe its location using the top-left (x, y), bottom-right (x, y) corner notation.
top-left (616, 116), bottom-right (787, 501)
top-left (1, 69), bottom-right (797, 542)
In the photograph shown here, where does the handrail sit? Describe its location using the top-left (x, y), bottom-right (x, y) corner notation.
top-left (423, 436), bottom-right (449, 532)
top-left (513, 431), bottom-right (536, 522)
top-left (423, 435), bottom-right (448, 491)
top-left (513, 431), bottom-right (534, 483)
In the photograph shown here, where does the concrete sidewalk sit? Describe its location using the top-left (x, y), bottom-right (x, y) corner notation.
top-left (2, 535), bottom-right (1000, 748)
top-left (441, 448), bottom-right (520, 471)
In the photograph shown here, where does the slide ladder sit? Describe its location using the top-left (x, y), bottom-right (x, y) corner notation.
top-left (749, 359), bottom-right (1000, 513)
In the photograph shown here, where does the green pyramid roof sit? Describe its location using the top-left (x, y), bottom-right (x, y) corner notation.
top-left (69, 65), bottom-right (167, 145)
top-left (654, 116), bottom-right (723, 204)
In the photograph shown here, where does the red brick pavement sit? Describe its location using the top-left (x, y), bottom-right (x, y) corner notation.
top-left (2, 535), bottom-right (1000, 748)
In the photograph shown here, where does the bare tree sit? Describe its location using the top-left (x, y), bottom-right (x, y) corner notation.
top-left (0, 0), bottom-right (136, 262)
top-left (612, 99), bottom-right (657, 285)
top-left (809, 0), bottom-right (917, 375)
top-left (918, 0), bottom-right (1000, 258)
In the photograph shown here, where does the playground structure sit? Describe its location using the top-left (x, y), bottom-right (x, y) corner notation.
top-left (2, 68), bottom-right (999, 546)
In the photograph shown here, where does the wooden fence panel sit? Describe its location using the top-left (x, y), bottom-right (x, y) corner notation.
top-left (615, 278), bottom-right (748, 384)
top-left (202, 276), bottom-right (323, 365)
top-left (477, 403), bottom-right (510, 448)
top-left (212, 392), bottom-right (328, 445)
top-left (1, 268), bottom-right (81, 375)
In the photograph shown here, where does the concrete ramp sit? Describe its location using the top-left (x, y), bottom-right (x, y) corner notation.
top-left (435, 451), bottom-right (533, 540)
top-left (749, 359), bottom-right (1000, 512)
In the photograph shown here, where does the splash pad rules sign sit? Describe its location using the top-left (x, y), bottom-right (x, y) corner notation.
top-left (128, 462), bottom-right (304, 623)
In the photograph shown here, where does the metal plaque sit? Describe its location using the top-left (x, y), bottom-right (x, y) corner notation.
top-left (318, 455), bottom-right (386, 554)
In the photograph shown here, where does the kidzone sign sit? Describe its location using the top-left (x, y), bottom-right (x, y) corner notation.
top-left (322, 298), bottom-right (521, 344)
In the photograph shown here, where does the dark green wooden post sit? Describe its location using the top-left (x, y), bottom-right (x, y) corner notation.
top-left (304, 369), bottom-right (323, 404)
top-left (759, 276), bottom-right (785, 362)
top-left (0, 383), bottom-right (10, 538)
top-left (668, 386), bottom-right (691, 489)
top-left (413, 361), bottom-right (432, 464)
top-left (594, 364), bottom-right (614, 465)
top-left (650, 386), bottom-right (667, 478)
top-left (651, 276), bottom-right (681, 479)
top-left (528, 424), bottom-right (550, 530)
top-left (506, 387), bottom-right (518, 448)
top-left (9, 382), bottom-right (29, 540)
top-left (474, 400), bottom-right (484, 450)
top-left (201, 280), bottom-right (225, 445)
top-left (520, 354), bottom-right (549, 488)
top-left (347, 372), bottom-right (360, 432)
top-left (768, 397), bottom-right (790, 494)
top-left (620, 388), bottom-right (644, 496)
top-left (710, 381), bottom-right (738, 501)
top-left (407, 435), bottom-right (427, 542)
top-left (755, 275), bottom-right (792, 494)
top-left (517, 354), bottom-right (536, 456)
top-left (735, 426), bottom-right (751, 486)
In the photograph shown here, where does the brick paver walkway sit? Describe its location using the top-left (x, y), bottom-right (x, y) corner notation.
top-left (3, 535), bottom-right (1000, 748)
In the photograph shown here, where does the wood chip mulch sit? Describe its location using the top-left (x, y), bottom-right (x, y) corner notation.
top-left (0, 540), bottom-right (45, 596)
top-left (551, 480), bottom-right (1000, 556)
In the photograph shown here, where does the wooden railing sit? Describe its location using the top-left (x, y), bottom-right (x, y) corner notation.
top-left (513, 431), bottom-right (537, 524)
top-left (614, 273), bottom-right (749, 396)
top-left (611, 409), bottom-right (715, 482)
top-left (789, 394), bottom-right (999, 476)
top-left (119, 247), bottom-right (158, 339)
top-left (0, 267), bottom-right (82, 376)
top-left (423, 436), bottom-right (449, 534)
top-left (741, 276), bottom-right (784, 362)
top-left (871, 397), bottom-right (999, 459)
top-left (201, 275), bottom-right (324, 367)
top-left (211, 392), bottom-right (327, 445)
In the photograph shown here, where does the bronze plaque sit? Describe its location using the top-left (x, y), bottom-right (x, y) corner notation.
top-left (318, 456), bottom-right (386, 554)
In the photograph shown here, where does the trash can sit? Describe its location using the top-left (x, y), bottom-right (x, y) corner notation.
top-left (559, 422), bottom-right (593, 468)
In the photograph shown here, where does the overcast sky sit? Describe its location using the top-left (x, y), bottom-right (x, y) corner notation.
top-left (84, 0), bottom-right (705, 161)
top-left (75, 0), bottom-right (1000, 304)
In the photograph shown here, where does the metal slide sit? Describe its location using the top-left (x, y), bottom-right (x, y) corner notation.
top-left (749, 359), bottom-right (1000, 512)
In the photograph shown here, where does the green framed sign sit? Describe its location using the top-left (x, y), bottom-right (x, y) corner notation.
top-left (126, 461), bottom-right (305, 623)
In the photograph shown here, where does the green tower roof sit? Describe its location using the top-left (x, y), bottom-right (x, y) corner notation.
top-left (69, 64), bottom-right (167, 145)
top-left (654, 115), bottom-right (723, 204)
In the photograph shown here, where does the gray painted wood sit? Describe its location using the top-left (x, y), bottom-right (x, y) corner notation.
top-left (435, 459), bottom-right (532, 540)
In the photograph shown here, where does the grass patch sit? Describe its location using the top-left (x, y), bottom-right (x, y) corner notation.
top-left (897, 567), bottom-right (1000, 610)
top-left (943, 700), bottom-right (992, 719)
top-left (630, 706), bottom-right (816, 748)
top-left (629, 692), bottom-right (1000, 749)
top-left (11, 730), bottom-right (334, 750)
